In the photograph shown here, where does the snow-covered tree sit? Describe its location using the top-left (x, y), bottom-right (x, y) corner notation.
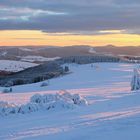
top-left (131, 68), bottom-right (140, 91)
top-left (64, 66), bottom-right (69, 72)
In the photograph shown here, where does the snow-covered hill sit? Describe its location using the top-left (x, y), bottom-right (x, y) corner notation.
top-left (1, 63), bottom-right (140, 140)
top-left (0, 60), bottom-right (38, 72)
top-left (20, 55), bottom-right (60, 62)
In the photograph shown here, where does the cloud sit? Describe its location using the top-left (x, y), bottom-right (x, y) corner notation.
top-left (0, 0), bottom-right (140, 34)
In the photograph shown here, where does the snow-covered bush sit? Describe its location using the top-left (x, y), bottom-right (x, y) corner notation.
top-left (30, 94), bottom-right (43, 104)
top-left (30, 90), bottom-right (88, 107)
top-left (18, 103), bottom-right (39, 114)
top-left (40, 82), bottom-right (49, 87)
top-left (2, 88), bottom-right (13, 93)
top-left (61, 91), bottom-right (88, 106)
top-left (0, 101), bottom-right (19, 116)
top-left (131, 68), bottom-right (140, 91)
top-left (2, 88), bottom-right (11, 93)
top-left (0, 91), bottom-right (88, 116)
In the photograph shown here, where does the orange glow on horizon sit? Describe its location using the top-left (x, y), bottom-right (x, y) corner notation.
top-left (0, 30), bottom-right (140, 47)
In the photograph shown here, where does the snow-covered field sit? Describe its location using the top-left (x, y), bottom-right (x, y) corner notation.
top-left (0, 60), bottom-right (39, 72)
top-left (20, 56), bottom-right (60, 62)
top-left (1, 63), bottom-right (140, 140)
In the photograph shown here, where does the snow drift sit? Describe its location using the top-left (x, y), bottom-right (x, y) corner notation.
top-left (131, 67), bottom-right (140, 91)
top-left (0, 91), bottom-right (88, 116)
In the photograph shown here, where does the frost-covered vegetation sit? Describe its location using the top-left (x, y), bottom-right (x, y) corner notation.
top-left (131, 67), bottom-right (140, 91)
top-left (0, 91), bottom-right (87, 116)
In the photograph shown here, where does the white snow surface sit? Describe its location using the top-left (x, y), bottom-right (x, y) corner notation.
top-left (89, 47), bottom-right (96, 53)
top-left (0, 60), bottom-right (39, 72)
top-left (20, 55), bottom-right (61, 62)
top-left (1, 63), bottom-right (140, 140)
top-left (19, 48), bottom-right (33, 52)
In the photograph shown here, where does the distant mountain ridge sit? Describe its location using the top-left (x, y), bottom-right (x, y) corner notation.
top-left (0, 45), bottom-right (140, 60)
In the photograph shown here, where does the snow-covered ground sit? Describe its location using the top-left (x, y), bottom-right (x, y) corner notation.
top-left (1, 63), bottom-right (140, 140)
top-left (89, 47), bottom-right (96, 54)
top-left (19, 48), bottom-right (33, 52)
top-left (20, 55), bottom-right (61, 62)
top-left (0, 60), bottom-right (39, 72)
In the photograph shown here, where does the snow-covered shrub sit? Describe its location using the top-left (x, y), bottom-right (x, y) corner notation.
top-left (0, 101), bottom-right (19, 116)
top-left (3, 106), bottom-right (19, 115)
top-left (48, 99), bottom-right (74, 109)
top-left (60, 90), bottom-right (88, 106)
top-left (131, 68), bottom-right (140, 91)
top-left (42, 94), bottom-right (60, 103)
top-left (0, 91), bottom-right (88, 116)
top-left (0, 101), bottom-right (7, 115)
top-left (30, 94), bottom-right (43, 103)
top-left (40, 82), bottom-right (49, 87)
top-left (2, 88), bottom-right (10, 93)
top-left (18, 103), bottom-right (39, 114)
top-left (2, 88), bottom-right (13, 93)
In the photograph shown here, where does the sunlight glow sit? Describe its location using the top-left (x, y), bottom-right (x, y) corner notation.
top-left (0, 30), bottom-right (140, 47)
top-left (99, 30), bottom-right (125, 34)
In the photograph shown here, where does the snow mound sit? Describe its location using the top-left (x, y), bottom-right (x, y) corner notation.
top-left (131, 67), bottom-right (140, 91)
top-left (0, 91), bottom-right (88, 116)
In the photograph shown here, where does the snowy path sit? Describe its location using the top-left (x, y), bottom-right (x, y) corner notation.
top-left (1, 63), bottom-right (140, 140)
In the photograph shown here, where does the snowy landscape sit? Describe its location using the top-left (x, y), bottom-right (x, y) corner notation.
top-left (20, 56), bottom-right (61, 63)
top-left (0, 60), bottom-right (39, 73)
top-left (1, 0), bottom-right (140, 139)
top-left (1, 62), bottom-right (140, 140)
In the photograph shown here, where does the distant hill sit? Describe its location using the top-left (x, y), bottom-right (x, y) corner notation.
top-left (0, 45), bottom-right (140, 60)
top-left (94, 45), bottom-right (140, 56)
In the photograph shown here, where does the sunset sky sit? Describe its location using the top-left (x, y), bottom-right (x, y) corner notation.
top-left (0, 0), bottom-right (140, 47)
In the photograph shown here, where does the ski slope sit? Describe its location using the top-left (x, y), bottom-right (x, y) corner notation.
top-left (1, 63), bottom-right (140, 140)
